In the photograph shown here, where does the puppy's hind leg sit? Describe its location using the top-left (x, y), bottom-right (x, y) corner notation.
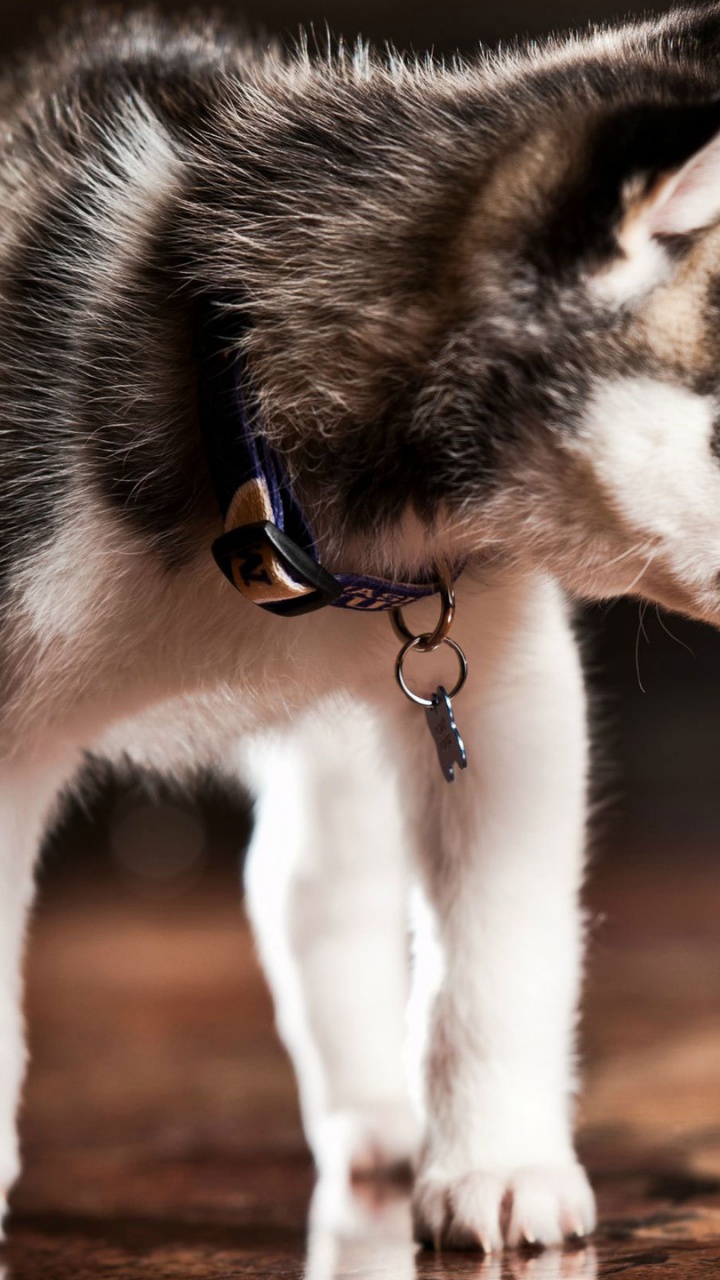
top-left (0, 750), bottom-right (76, 1229)
top-left (243, 699), bottom-right (418, 1189)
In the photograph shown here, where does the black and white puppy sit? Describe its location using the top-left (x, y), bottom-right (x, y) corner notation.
top-left (3, 3), bottom-right (720, 1251)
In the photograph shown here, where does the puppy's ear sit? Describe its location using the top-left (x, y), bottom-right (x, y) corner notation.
top-left (584, 99), bottom-right (720, 304)
top-left (647, 127), bottom-right (720, 237)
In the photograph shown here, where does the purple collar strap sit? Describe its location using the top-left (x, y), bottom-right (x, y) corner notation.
top-left (197, 301), bottom-right (458, 617)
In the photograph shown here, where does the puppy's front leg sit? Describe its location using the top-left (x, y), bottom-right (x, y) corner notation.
top-left (403, 579), bottom-right (595, 1252)
top-left (243, 703), bottom-right (417, 1189)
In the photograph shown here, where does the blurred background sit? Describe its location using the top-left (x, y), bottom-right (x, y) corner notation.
top-left (0, 0), bottom-right (684, 58)
top-left (8, 0), bottom-right (715, 892)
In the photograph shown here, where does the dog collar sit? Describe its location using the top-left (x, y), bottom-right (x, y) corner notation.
top-left (197, 301), bottom-right (459, 617)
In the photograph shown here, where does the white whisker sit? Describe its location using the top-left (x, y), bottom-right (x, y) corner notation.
top-left (621, 545), bottom-right (658, 597)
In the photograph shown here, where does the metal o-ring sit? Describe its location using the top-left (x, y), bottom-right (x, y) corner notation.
top-left (391, 580), bottom-right (455, 654)
top-left (395, 636), bottom-right (469, 708)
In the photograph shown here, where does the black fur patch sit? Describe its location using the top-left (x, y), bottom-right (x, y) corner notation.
top-left (533, 98), bottom-right (720, 278)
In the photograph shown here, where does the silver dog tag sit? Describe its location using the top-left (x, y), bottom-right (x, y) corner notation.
top-left (425, 685), bottom-right (468, 783)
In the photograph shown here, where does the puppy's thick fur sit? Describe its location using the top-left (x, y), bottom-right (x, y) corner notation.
top-left (3, 3), bottom-right (720, 1250)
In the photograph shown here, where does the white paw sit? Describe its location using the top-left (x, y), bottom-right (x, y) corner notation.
top-left (312, 1101), bottom-right (420, 1182)
top-left (0, 1142), bottom-right (19, 1240)
top-left (0, 1183), bottom-right (14, 1242)
top-left (413, 1162), bottom-right (596, 1252)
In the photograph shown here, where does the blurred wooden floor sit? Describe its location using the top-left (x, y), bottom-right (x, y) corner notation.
top-left (6, 844), bottom-right (720, 1278)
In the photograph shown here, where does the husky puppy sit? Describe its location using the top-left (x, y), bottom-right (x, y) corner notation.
top-left (4, 1), bottom-right (720, 1251)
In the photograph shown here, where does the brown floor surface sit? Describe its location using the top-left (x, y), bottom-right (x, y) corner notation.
top-left (6, 846), bottom-right (720, 1278)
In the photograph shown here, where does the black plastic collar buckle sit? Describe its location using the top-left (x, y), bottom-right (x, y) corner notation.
top-left (212, 521), bottom-right (342, 617)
